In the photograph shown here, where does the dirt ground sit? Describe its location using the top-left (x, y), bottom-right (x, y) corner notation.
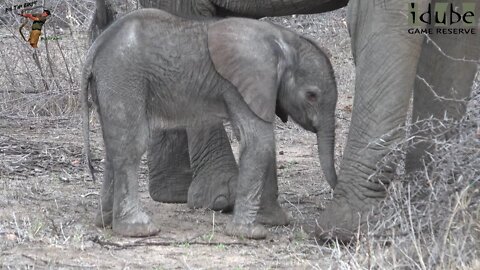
top-left (0, 8), bottom-right (356, 269)
top-left (0, 114), bottom-right (350, 269)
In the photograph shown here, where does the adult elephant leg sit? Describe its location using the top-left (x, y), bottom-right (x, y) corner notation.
top-left (148, 128), bottom-right (193, 203)
top-left (316, 0), bottom-right (426, 241)
top-left (187, 123), bottom-right (287, 223)
top-left (187, 123), bottom-right (237, 211)
top-left (406, 1), bottom-right (480, 172)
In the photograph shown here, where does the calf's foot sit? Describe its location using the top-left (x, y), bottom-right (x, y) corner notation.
top-left (257, 201), bottom-right (290, 226)
top-left (112, 208), bottom-right (159, 237)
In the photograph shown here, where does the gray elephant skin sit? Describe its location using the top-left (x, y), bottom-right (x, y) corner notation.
top-left (82, 9), bottom-right (338, 238)
top-left (90, 0), bottom-right (480, 241)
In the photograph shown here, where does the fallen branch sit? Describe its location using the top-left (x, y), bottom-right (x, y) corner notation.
top-left (21, 254), bottom-right (96, 269)
top-left (90, 235), bottom-right (254, 249)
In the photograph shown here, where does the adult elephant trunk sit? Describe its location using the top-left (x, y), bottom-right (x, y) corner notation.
top-left (316, 0), bottom-right (428, 241)
top-left (316, 118), bottom-right (337, 189)
top-left (89, 0), bottom-right (117, 42)
top-left (210, 0), bottom-right (348, 18)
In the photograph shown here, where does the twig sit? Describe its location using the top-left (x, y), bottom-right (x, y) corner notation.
top-left (423, 33), bottom-right (480, 64)
top-left (0, 48), bottom-right (17, 87)
top-left (416, 75), bottom-right (469, 103)
top-left (441, 181), bottom-right (470, 255)
top-left (282, 196), bottom-right (305, 219)
top-left (81, 192), bottom-right (98, 198)
top-left (21, 254), bottom-right (96, 268)
top-left (53, 27), bottom-right (74, 85)
top-left (42, 28), bottom-right (61, 90)
top-left (12, 212), bottom-right (23, 242)
top-left (90, 235), bottom-right (254, 249)
top-left (32, 50), bottom-right (49, 91)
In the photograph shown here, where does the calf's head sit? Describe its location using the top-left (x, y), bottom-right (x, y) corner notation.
top-left (208, 18), bottom-right (338, 188)
top-left (276, 39), bottom-right (338, 188)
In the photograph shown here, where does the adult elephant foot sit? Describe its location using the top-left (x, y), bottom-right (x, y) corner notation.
top-left (187, 174), bottom-right (236, 211)
top-left (314, 182), bottom-right (385, 243)
top-left (112, 207), bottom-right (160, 237)
top-left (186, 124), bottom-right (238, 211)
top-left (148, 129), bottom-right (193, 203)
top-left (314, 198), bottom-right (364, 243)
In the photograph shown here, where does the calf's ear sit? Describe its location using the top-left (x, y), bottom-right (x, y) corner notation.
top-left (207, 19), bottom-right (295, 123)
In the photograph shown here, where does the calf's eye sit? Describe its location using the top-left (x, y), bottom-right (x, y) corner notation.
top-left (306, 91), bottom-right (317, 102)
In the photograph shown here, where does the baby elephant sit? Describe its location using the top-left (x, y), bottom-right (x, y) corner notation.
top-left (82, 9), bottom-right (337, 239)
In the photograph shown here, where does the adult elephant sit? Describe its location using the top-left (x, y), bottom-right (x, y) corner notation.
top-left (89, 0), bottom-right (480, 240)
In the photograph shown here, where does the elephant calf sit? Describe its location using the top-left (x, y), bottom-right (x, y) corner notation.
top-left (82, 9), bottom-right (338, 239)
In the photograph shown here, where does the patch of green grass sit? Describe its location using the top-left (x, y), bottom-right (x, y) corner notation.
top-left (177, 242), bottom-right (190, 248)
top-left (216, 243), bottom-right (226, 250)
top-left (201, 232), bottom-right (215, 242)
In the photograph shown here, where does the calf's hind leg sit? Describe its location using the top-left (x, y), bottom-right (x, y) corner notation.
top-left (97, 88), bottom-right (159, 237)
top-left (94, 153), bottom-right (114, 228)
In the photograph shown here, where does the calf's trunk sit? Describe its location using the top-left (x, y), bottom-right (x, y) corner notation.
top-left (316, 120), bottom-right (337, 189)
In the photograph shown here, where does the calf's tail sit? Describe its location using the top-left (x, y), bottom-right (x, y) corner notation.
top-left (81, 59), bottom-right (96, 182)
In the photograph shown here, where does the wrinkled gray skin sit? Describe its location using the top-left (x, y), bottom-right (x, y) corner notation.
top-left (90, 0), bottom-right (479, 241)
top-left (82, 9), bottom-right (338, 238)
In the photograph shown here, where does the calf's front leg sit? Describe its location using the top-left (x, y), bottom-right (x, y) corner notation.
top-left (223, 92), bottom-right (280, 239)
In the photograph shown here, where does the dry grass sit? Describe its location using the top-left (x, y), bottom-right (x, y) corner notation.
top-left (0, 0), bottom-right (94, 117)
top-left (329, 71), bottom-right (480, 269)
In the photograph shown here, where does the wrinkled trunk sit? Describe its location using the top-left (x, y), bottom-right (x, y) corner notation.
top-left (210, 0), bottom-right (348, 18)
top-left (341, 0), bottom-right (426, 191)
top-left (316, 118), bottom-right (337, 189)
